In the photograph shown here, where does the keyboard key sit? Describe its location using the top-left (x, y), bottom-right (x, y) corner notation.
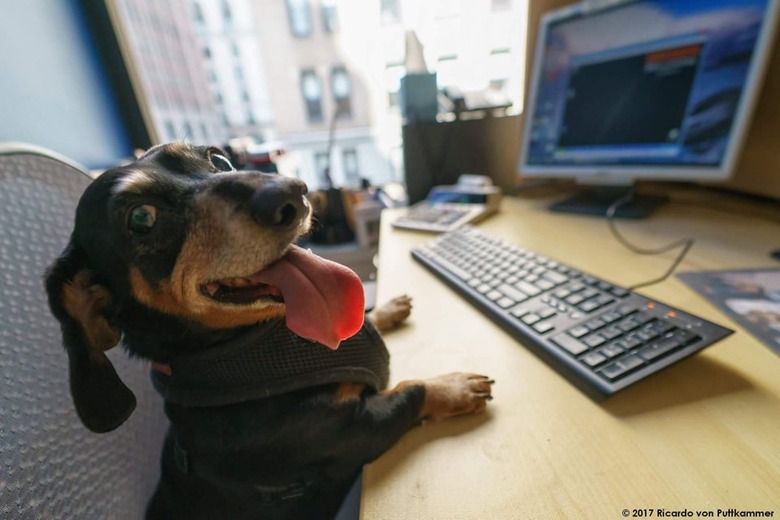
top-left (521, 313), bottom-right (542, 325)
top-left (581, 351), bottom-right (607, 367)
top-left (584, 334), bottom-right (606, 348)
top-left (515, 280), bottom-right (542, 297)
top-left (578, 300), bottom-right (602, 313)
top-left (601, 355), bottom-right (644, 381)
top-left (601, 311), bottom-right (622, 324)
top-left (533, 321), bottom-right (555, 334)
top-left (568, 325), bottom-right (590, 338)
top-left (584, 318), bottom-right (606, 331)
top-left (638, 336), bottom-right (683, 361)
top-left (622, 335), bottom-right (643, 350)
top-left (543, 271), bottom-right (569, 285)
top-left (497, 297), bottom-right (516, 309)
top-left (432, 257), bottom-right (472, 280)
top-left (509, 305), bottom-right (530, 318)
top-left (498, 284), bottom-right (530, 302)
top-left (552, 333), bottom-right (589, 355)
top-left (535, 279), bottom-right (555, 291)
top-left (600, 344), bottom-right (624, 358)
top-left (676, 329), bottom-right (701, 345)
top-left (486, 290), bottom-right (503, 302)
top-left (601, 326), bottom-right (623, 340)
top-left (617, 317), bottom-right (641, 333)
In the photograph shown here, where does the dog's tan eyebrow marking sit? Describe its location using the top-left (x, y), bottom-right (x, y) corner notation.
top-left (112, 169), bottom-right (157, 195)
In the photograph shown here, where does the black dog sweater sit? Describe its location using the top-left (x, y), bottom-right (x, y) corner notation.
top-left (150, 319), bottom-right (390, 407)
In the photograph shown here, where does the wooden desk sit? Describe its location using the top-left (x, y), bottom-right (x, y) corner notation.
top-left (361, 190), bottom-right (780, 519)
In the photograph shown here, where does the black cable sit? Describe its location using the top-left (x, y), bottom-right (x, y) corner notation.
top-left (606, 187), bottom-right (694, 290)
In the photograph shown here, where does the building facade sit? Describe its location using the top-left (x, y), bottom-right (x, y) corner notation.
top-left (114, 0), bottom-right (527, 188)
top-left (110, 0), bottom-right (227, 144)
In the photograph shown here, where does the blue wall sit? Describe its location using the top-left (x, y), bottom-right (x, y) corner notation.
top-left (0, 1), bottom-right (132, 169)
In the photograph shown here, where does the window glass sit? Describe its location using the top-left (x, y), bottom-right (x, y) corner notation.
top-left (322, 0), bottom-right (338, 33)
top-left (287, 0), bottom-right (313, 37)
top-left (301, 69), bottom-right (323, 122)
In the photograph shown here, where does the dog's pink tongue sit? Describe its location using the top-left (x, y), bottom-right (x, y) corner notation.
top-left (252, 245), bottom-right (364, 349)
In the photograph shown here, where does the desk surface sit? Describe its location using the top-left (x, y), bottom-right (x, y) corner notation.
top-left (361, 189), bottom-right (780, 519)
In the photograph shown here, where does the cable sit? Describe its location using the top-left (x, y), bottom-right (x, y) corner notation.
top-left (606, 188), bottom-right (694, 290)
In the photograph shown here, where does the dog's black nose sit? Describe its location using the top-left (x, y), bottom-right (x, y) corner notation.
top-left (250, 177), bottom-right (308, 228)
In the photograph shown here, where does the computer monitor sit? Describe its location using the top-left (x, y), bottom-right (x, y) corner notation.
top-left (519, 0), bottom-right (780, 218)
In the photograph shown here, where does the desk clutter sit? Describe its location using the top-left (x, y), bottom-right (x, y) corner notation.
top-left (413, 226), bottom-right (733, 398)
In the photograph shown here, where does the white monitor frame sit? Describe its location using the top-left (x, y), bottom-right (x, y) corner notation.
top-left (518, 0), bottom-right (780, 185)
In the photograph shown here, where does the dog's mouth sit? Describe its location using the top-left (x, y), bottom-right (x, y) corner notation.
top-left (196, 245), bottom-right (365, 349)
top-left (201, 277), bottom-right (284, 306)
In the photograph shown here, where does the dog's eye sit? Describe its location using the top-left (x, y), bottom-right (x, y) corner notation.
top-left (210, 153), bottom-right (234, 172)
top-left (127, 205), bottom-right (157, 234)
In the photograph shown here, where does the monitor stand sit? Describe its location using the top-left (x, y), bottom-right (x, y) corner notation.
top-left (548, 186), bottom-right (668, 219)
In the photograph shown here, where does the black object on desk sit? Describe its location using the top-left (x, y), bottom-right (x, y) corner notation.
top-left (413, 226), bottom-right (733, 399)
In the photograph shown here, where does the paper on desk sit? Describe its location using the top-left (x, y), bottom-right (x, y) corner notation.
top-left (678, 268), bottom-right (780, 356)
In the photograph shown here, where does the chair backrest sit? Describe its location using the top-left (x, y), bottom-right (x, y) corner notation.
top-left (0, 144), bottom-right (167, 519)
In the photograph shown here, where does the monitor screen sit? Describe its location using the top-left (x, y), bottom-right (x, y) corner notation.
top-left (520, 0), bottom-right (779, 182)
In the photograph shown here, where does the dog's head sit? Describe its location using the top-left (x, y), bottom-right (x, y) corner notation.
top-left (45, 142), bottom-right (364, 432)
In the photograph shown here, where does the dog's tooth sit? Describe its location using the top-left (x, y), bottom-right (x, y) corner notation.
top-left (234, 278), bottom-right (251, 288)
top-left (204, 282), bottom-right (220, 295)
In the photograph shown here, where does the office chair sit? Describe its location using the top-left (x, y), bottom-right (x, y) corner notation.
top-left (0, 143), bottom-right (167, 519)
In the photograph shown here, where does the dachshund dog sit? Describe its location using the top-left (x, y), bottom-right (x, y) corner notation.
top-left (45, 142), bottom-right (493, 520)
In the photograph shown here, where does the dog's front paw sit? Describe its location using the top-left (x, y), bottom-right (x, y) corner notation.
top-left (367, 294), bottom-right (412, 332)
top-left (421, 372), bottom-right (494, 420)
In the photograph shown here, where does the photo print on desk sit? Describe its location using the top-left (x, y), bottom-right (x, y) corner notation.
top-left (678, 268), bottom-right (780, 356)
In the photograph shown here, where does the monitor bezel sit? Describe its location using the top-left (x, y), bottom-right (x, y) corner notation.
top-left (518, 0), bottom-right (780, 184)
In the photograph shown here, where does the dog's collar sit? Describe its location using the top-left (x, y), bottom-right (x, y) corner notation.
top-left (150, 318), bottom-right (389, 407)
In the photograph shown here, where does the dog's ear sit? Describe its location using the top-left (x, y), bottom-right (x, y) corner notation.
top-left (45, 240), bottom-right (136, 433)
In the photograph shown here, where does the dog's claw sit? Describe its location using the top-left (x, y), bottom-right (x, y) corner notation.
top-left (421, 372), bottom-right (494, 420)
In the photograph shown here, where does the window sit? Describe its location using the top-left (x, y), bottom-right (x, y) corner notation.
top-left (342, 148), bottom-right (360, 186)
top-left (314, 152), bottom-right (329, 185)
top-left (436, 55), bottom-right (459, 88)
top-left (489, 78), bottom-right (507, 92)
top-left (222, 0), bottom-right (233, 24)
top-left (287, 0), bottom-right (313, 37)
top-left (321, 0), bottom-right (338, 33)
top-left (489, 48), bottom-right (511, 88)
top-left (300, 69), bottom-right (323, 123)
top-left (381, 0), bottom-right (401, 24)
top-left (331, 66), bottom-right (352, 118)
top-left (192, 2), bottom-right (205, 25)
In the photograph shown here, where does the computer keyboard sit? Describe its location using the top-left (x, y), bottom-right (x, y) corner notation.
top-left (412, 226), bottom-right (733, 398)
